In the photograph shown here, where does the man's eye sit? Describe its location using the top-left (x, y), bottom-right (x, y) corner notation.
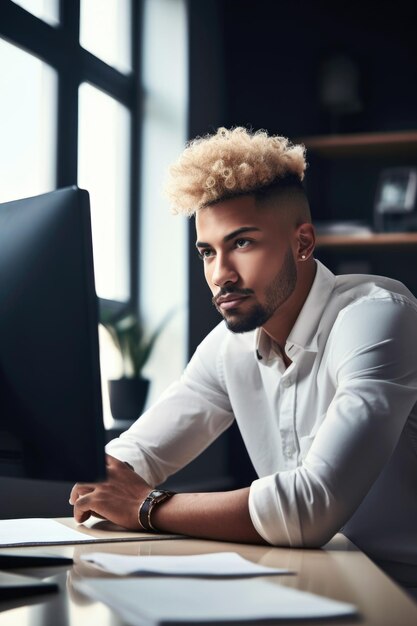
top-left (198, 249), bottom-right (214, 260)
top-left (235, 238), bottom-right (251, 249)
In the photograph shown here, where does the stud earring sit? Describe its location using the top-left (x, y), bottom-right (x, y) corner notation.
top-left (301, 254), bottom-right (306, 260)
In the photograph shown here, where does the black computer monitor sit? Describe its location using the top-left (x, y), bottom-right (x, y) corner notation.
top-left (0, 187), bottom-right (106, 483)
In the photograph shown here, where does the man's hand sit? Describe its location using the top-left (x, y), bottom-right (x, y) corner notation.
top-left (70, 456), bottom-right (264, 544)
top-left (69, 455), bottom-right (152, 529)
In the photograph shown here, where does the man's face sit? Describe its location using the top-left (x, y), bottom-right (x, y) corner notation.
top-left (195, 195), bottom-right (298, 333)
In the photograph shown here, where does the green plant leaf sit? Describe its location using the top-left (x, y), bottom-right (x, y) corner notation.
top-left (99, 308), bottom-right (176, 379)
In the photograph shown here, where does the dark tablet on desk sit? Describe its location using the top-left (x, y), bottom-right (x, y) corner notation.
top-left (0, 552), bottom-right (73, 569)
top-left (0, 571), bottom-right (58, 600)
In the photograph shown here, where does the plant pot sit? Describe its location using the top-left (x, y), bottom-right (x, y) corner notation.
top-left (108, 377), bottom-right (150, 422)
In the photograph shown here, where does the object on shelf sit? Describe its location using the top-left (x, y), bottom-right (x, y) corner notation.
top-left (314, 221), bottom-right (372, 236)
top-left (374, 168), bottom-right (417, 232)
top-left (317, 54), bottom-right (362, 133)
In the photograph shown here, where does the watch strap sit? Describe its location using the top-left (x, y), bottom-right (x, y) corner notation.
top-left (138, 489), bottom-right (176, 531)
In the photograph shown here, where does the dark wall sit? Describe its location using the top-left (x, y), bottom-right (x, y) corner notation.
top-left (220, 0), bottom-right (417, 137)
top-left (218, 0), bottom-right (417, 227)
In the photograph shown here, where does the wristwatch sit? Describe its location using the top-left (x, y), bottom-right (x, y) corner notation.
top-left (138, 489), bottom-right (176, 531)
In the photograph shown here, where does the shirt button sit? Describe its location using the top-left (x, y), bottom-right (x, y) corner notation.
top-left (284, 445), bottom-right (294, 457)
top-left (282, 378), bottom-right (292, 388)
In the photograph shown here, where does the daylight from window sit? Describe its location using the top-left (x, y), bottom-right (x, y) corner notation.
top-left (12, 0), bottom-right (60, 26)
top-left (78, 82), bottom-right (131, 302)
top-left (80, 0), bottom-right (132, 73)
top-left (0, 38), bottom-right (57, 204)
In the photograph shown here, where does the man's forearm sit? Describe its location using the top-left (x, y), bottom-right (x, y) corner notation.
top-left (71, 457), bottom-right (265, 544)
top-left (152, 488), bottom-right (266, 544)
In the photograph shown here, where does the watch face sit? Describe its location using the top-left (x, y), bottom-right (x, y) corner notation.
top-left (152, 490), bottom-right (164, 498)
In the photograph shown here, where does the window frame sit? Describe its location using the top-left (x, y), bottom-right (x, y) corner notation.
top-left (0, 0), bottom-right (143, 309)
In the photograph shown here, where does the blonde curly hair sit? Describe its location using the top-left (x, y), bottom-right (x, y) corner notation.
top-left (164, 126), bottom-right (307, 216)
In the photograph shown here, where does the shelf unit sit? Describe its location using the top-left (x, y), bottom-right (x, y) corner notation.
top-left (316, 232), bottom-right (417, 248)
top-left (301, 130), bottom-right (417, 292)
top-left (300, 130), bottom-right (417, 158)
top-left (301, 129), bottom-right (417, 244)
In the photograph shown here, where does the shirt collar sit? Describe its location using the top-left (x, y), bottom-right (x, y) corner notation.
top-left (255, 260), bottom-right (336, 363)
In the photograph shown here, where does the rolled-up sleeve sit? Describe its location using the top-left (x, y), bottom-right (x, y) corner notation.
top-left (249, 297), bottom-right (417, 546)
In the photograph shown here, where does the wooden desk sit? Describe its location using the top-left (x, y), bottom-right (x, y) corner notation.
top-left (0, 518), bottom-right (416, 625)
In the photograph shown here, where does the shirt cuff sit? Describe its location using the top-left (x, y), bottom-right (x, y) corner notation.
top-left (249, 474), bottom-right (302, 546)
top-left (105, 439), bottom-right (157, 486)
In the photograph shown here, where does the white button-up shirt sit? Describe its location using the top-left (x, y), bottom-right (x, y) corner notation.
top-left (107, 260), bottom-right (417, 580)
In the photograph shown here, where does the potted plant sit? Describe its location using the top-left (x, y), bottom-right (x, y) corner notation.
top-left (100, 304), bottom-right (170, 422)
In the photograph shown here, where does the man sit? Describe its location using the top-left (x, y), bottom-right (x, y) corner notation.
top-left (71, 127), bottom-right (417, 589)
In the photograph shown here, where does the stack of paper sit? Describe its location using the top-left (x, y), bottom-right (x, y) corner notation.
top-left (74, 577), bottom-right (357, 625)
top-left (76, 552), bottom-right (357, 624)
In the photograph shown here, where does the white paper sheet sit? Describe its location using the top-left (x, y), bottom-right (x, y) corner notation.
top-left (81, 551), bottom-right (291, 577)
top-left (0, 518), bottom-right (93, 546)
top-left (0, 518), bottom-right (183, 547)
top-left (74, 577), bottom-right (358, 625)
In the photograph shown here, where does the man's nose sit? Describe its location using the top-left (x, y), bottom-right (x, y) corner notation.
top-left (212, 254), bottom-right (238, 287)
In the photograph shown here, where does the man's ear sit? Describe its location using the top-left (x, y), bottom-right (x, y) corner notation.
top-left (296, 223), bottom-right (315, 261)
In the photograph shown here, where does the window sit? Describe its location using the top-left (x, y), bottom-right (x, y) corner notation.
top-left (0, 0), bottom-right (189, 425)
top-left (0, 0), bottom-right (140, 305)
top-left (139, 0), bottom-right (188, 405)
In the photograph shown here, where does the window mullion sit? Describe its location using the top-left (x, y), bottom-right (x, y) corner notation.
top-left (59, 0), bottom-right (80, 43)
top-left (56, 65), bottom-right (80, 187)
top-left (56, 0), bottom-right (81, 187)
top-left (0, 1), bottom-right (63, 65)
top-left (81, 51), bottom-right (134, 105)
top-left (129, 0), bottom-right (144, 309)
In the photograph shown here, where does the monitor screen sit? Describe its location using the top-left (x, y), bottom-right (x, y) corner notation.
top-left (0, 187), bottom-right (106, 482)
